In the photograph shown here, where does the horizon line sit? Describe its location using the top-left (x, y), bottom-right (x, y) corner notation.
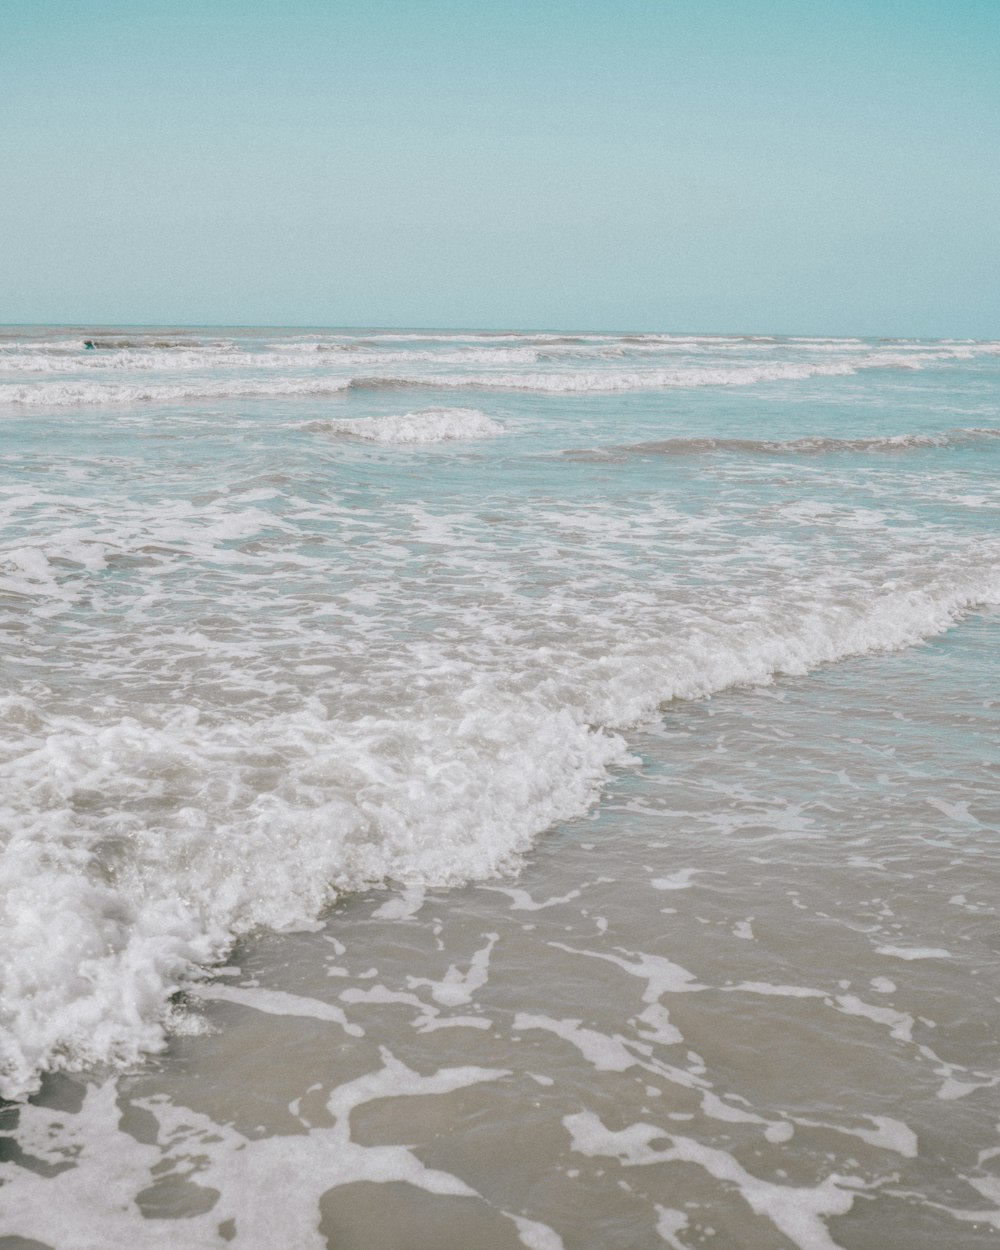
top-left (0, 322), bottom-right (985, 342)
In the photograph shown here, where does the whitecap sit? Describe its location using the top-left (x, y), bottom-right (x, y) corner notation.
top-left (326, 408), bottom-right (504, 443)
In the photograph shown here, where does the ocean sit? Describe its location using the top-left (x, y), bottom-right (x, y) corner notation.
top-left (1, 326), bottom-right (998, 1248)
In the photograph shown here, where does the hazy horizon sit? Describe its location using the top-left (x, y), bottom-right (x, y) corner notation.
top-left (1, 321), bottom-right (994, 341)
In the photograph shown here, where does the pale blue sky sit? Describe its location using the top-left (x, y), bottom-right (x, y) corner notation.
top-left (3, 0), bottom-right (999, 335)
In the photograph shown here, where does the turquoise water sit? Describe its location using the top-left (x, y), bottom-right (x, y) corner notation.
top-left (1, 328), bottom-right (998, 1247)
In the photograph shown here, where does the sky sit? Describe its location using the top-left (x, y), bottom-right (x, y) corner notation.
top-left (3, 0), bottom-right (999, 335)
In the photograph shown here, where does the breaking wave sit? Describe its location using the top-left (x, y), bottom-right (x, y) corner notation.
top-left (315, 408), bottom-right (504, 443)
top-left (344, 352), bottom-right (983, 394)
top-left (0, 376), bottom-right (354, 407)
top-left (2, 559), bottom-right (999, 1100)
top-left (5, 338), bottom-right (999, 406)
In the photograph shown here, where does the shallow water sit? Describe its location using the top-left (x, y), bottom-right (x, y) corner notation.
top-left (1, 328), bottom-right (999, 1247)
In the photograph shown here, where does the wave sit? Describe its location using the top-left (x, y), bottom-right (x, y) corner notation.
top-left (4, 337), bottom-right (999, 405)
top-left (564, 428), bottom-right (1000, 460)
top-left (0, 345), bottom-right (542, 375)
top-left (2, 559), bottom-right (999, 1100)
top-left (336, 348), bottom-right (539, 366)
top-left (344, 351), bottom-right (988, 394)
top-left (314, 408), bottom-right (504, 443)
top-left (0, 349), bottom-right (265, 375)
top-left (0, 376), bottom-right (354, 407)
top-left (80, 337), bottom-right (206, 350)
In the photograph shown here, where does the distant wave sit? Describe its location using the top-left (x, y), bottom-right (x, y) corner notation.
top-left (80, 337), bottom-right (205, 350)
top-left (344, 352), bottom-right (988, 394)
top-left (0, 345), bottom-right (542, 375)
top-left (564, 428), bottom-right (1000, 459)
top-left (345, 347), bottom-right (539, 366)
top-left (0, 376), bottom-right (354, 407)
top-left (274, 345), bottom-right (542, 365)
top-left (0, 349), bottom-right (268, 375)
top-left (313, 408), bottom-right (504, 443)
top-left (3, 336), bottom-right (999, 406)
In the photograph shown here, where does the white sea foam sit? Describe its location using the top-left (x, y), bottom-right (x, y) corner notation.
top-left (0, 346), bottom-right (542, 374)
top-left (0, 348), bottom-right (258, 374)
top-left (348, 350), bottom-right (985, 394)
top-left (0, 376), bottom-right (353, 407)
top-left (2, 553), bottom-right (998, 1098)
top-left (876, 945), bottom-right (953, 960)
top-left (0, 689), bottom-right (627, 1099)
top-left (334, 347), bottom-right (539, 366)
top-left (564, 1111), bottom-right (867, 1250)
top-left (1, 1056), bottom-right (557, 1250)
top-left (328, 407), bottom-right (504, 443)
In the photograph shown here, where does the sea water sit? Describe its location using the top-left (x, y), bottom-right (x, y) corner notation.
top-left (1, 327), bottom-right (998, 1248)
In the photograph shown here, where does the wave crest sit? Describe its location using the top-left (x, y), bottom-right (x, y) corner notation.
top-left (318, 408), bottom-right (504, 443)
top-left (2, 562), bottom-right (999, 1099)
top-left (564, 428), bottom-right (1000, 460)
top-left (0, 377), bottom-right (354, 407)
